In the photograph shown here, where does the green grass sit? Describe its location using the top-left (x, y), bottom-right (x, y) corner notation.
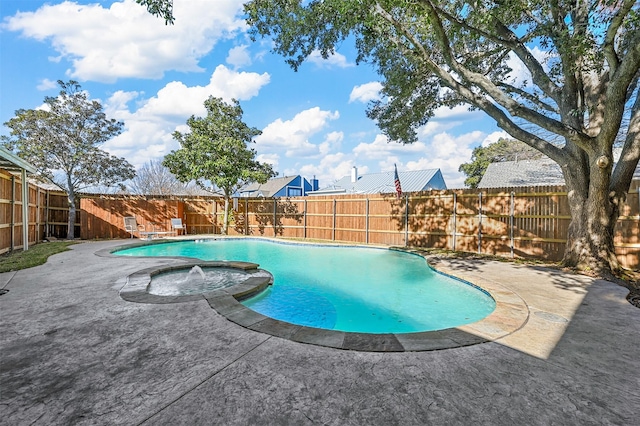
top-left (0, 241), bottom-right (77, 272)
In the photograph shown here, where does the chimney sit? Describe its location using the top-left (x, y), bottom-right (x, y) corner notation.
top-left (351, 166), bottom-right (358, 183)
top-left (311, 175), bottom-right (319, 191)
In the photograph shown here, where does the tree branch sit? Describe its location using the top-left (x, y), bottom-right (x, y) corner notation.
top-left (426, 4), bottom-right (509, 45)
top-left (547, 0), bottom-right (585, 132)
top-left (599, 37), bottom-right (640, 147)
top-left (376, 6), bottom-right (565, 163)
top-left (610, 87), bottom-right (640, 196)
top-left (490, 19), bottom-right (561, 103)
top-left (603, 0), bottom-right (636, 75)
top-left (412, 0), bottom-right (585, 144)
top-left (495, 82), bottom-right (559, 114)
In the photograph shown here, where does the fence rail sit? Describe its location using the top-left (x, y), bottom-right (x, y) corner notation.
top-left (0, 170), bottom-right (76, 253)
top-left (2, 168), bottom-right (638, 269)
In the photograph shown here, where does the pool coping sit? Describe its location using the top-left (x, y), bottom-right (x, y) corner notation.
top-left (108, 237), bottom-right (530, 352)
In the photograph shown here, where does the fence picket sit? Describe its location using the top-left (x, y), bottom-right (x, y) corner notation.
top-left (1, 166), bottom-right (638, 268)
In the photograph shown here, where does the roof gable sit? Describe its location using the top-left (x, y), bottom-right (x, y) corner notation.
top-left (239, 175), bottom-right (299, 197)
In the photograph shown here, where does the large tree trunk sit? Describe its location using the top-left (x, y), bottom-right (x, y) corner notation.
top-left (563, 192), bottom-right (621, 274)
top-left (562, 149), bottom-right (621, 275)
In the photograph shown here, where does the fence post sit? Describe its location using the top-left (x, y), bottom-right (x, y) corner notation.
top-left (273, 199), bottom-right (277, 237)
top-left (332, 199), bottom-right (336, 241)
top-left (510, 191), bottom-right (515, 258)
top-left (478, 192), bottom-right (483, 254)
top-left (452, 192), bottom-right (457, 251)
top-left (22, 169), bottom-right (29, 250)
top-left (404, 195), bottom-right (409, 247)
top-left (45, 190), bottom-right (50, 238)
top-left (10, 176), bottom-right (15, 251)
top-left (365, 198), bottom-right (369, 244)
top-left (213, 199), bottom-right (217, 234)
top-left (245, 198), bottom-right (249, 235)
top-left (303, 199), bottom-right (307, 239)
top-left (36, 185), bottom-right (41, 243)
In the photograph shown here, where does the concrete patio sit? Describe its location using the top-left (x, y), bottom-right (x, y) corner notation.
top-left (1, 239), bottom-right (638, 425)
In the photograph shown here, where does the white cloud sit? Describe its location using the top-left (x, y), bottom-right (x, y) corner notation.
top-left (298, 154), bottom-right (367, 186)
top-left (430, 131), bottom-right (483, 160)
top-left (431, 104), bottom-right (478, 120)
top-left (307, 50), bottom-right (353, 68)
top-left (353, 134), bottom-right (426, 159)
top-left (103, 90), bottom-right (140, 114)
top-left (226, 45), bottom-right (252, 69)
top-left (319, 131), bottom-right (344, 155)
top-left (4, 0), bottom-right (245, 82)
top-left (418, 121), bottom-right (459, 138)
top-left (138, 65), bottom-right (269, 119)
top-left (505, 46), bottom-right (552, 88)
top-left (350, 130), bottom-right (488, 189)
top-left (36, 78), bottom-right (57, 91)
top-left (102, 66), bottom-right (270, 168)
top-left (412, 131), bottom-right (487, 188)
top-left (275, 124), bottom-right (489, 189)
top-left (255, 107), bottom-right (340, 157)
top-left (349, 82), bottom-right (382, 103)
top-left (256, 153), bottom-right (280, 169)
top-left (482, 131), bottom-right (510, 147)
top-left (416, 103), bottom-right (483, 138)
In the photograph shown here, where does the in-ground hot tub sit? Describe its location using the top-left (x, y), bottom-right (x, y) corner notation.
top-left (119, 261), bottom-right (273, 304)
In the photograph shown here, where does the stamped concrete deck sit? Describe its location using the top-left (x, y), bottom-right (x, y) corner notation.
top-left (1, 239), bottom-right (638, 425)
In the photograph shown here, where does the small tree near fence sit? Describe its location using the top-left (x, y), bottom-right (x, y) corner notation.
top-left (163, 96), bottom-right (276, 234)
top-left (2, 80), bottom-right (135, 239)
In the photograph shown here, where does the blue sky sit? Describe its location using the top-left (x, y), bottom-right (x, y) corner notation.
top-left (1, 0), bottom-right (510, 189)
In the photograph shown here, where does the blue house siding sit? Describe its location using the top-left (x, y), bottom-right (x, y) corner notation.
top-left (272, 176), bottom-right (305, 197)
top-left (238, 175), bottom-right (319, 198)
top-left (426, 170), bottom-right (447, 190)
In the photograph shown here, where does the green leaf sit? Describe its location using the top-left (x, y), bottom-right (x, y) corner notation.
top-left (2, 80), bottom-right (136, 238)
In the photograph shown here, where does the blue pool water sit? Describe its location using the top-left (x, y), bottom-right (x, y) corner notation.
top-left (115, 239), bottom-right (495, 333)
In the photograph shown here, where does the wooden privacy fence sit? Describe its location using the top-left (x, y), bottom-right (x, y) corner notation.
top-left (79, 195), bottom-right (219, 239)
top-left (0, 168), bottom-right (77, 254)
top-left (226, 185), bottom-right (639, 268)
top-left (2, 166), bottom-right (638, 269)
top-left (77, 184), bottom-right (639, 269)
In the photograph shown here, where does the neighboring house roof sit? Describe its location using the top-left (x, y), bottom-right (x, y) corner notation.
top-left (238, 175), bottom-right (298, 197)
top-left (478, 149), bottom-right (640, 188)
top-left (479, 158), bottom-right (565, 188)
top-left (32, 180), bottom-right (64, 191)
top-left (311, 168), bottom-right (447, 195)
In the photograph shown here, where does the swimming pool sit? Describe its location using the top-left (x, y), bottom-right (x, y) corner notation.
top-left (115, 238), bottom-right (496, 333)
